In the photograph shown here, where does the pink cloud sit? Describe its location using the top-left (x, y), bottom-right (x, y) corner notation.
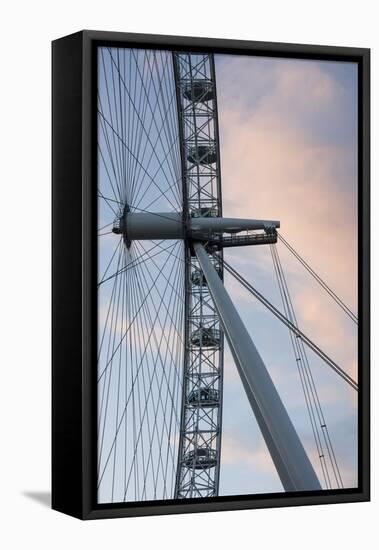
top-left (217, 55), bottom-right (358, 376)
top-left (216, 56), bottom-right (358, 490)
top-left (221, 433), bottom-right (278, 477)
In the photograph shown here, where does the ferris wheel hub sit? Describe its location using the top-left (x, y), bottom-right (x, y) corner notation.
top-left (112, 203), bottom-right (131, 248)
top-left (113, 208), bottom-right (280, 247)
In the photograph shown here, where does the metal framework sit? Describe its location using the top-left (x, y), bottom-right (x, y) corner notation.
top-left (173, 53), bottom-right (224, 498)
top-left (194, 243), bottom-right (321, 491)
top-left (95, 45), bottom-right (358, 504)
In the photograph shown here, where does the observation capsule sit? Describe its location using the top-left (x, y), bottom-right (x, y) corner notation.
top-left (190, 206), bottom-right (218, 218)
top-left (187, 145), bottom-right (217, 165)
top-left (190, 327), bottom-right (221, 348)
top-left (183, 80), bottom-right (214, 103)
top-left (182, 448), bottom-right (217, 469)
top-left (191, 266), bottom-right (221, 287)
top-left (191, 268), bottom-right (207, 287)
top-left (188, 388), bottom-right (220, 407)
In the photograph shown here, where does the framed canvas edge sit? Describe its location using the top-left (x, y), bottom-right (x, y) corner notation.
top-left (52, 29), bottom-right (370, 520)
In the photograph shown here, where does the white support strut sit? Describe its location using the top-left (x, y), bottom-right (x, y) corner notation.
top-left (194, 242), bottom-right (322, 492)
top-left (124, 211), bottom-right (280, 241)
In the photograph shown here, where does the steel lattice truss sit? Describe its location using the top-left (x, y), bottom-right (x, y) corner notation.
top-left (173, 53), bottom-right (224, 498)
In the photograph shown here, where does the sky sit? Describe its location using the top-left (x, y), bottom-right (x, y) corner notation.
top-left (215, 54), bottom-right (358, 494)
top-left (96, 48), bottom-right (359, 502)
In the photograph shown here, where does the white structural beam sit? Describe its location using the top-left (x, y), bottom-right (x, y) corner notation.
top-left (125, 211), bottom-right (280, 241)
top-left (194, 242), bottom-right (321, 492)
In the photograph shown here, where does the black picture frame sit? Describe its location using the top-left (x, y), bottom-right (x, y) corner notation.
top-left (52, 29), bottom-right (370, 520)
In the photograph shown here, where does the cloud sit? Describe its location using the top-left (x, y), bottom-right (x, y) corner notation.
top-left (217, 56), bottom-right (357, 306)
top-left (214, 55), bottom-right (358, 494)
top-left (293, 285), bottom-right (358, 380)
top-left (221, 433), bottom-right (278, 476)
top-left (216, 54), bottom-right (358, 377)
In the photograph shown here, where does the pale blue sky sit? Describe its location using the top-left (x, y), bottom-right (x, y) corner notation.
top-left (97, 48), bottom-right (358, 502)
top-left (216, 54), bottom-right (358, 494)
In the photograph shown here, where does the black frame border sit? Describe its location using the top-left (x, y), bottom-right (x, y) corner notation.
top-left (52, 30), bottom-right (370, 520)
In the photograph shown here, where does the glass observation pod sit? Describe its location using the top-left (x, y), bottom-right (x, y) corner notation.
top-left (187, 387), bottom-right (220, 407)
top-left (182, 448), bottom-right (218, 470)
top-left (187, 145), bottom-right (217, 165)
top-left (191, 266), bottom-right (222, 287)
top-left (190, 327), bottom-right (221, 348)
top-left (183, 79), bottom-right (214, 103)
top-left (190, 206), bottom-right (218, 218)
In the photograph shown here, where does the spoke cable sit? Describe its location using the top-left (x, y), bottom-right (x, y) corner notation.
top-left (278, 233), bottom-right (358, 324)
top-left (218, 255), bottom-right (358, 391)
top-left (270, 243), bottom-right (343, 489)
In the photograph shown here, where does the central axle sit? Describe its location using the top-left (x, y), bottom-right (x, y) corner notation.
top-left (112, 208), bottom-right (280, 245)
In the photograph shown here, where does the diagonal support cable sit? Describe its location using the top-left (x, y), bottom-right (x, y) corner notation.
top-left (277, 233), bottom-right (358, 324)
top-left (219, 255), bottom-right (358, 391)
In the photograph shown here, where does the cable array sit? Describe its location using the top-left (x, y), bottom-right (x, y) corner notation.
top-left (269, 244), bottom-right (344, 489)
top-left (278, 234), bottom-right (358, 324)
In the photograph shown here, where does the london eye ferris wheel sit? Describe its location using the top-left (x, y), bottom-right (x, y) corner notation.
top-left (96, 47), bottom-right (358, 504)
